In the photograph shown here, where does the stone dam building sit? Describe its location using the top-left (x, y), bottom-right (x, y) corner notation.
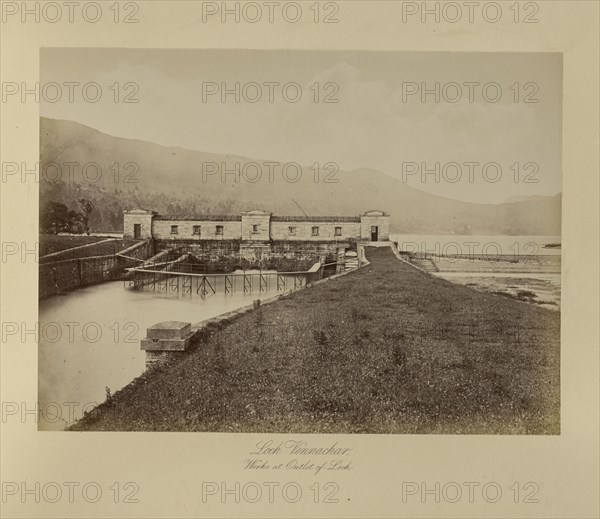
top-left (123, 209), bottom-right (390, 243)
top-left (39, 209), bottom-right (390, 299)
top-left (122, 209), bottom-right (390, 271)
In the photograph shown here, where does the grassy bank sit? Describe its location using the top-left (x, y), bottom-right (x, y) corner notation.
top-left (72, 247), bottom-right (560, 434)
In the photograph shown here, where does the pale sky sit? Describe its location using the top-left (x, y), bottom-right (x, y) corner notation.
top-left (40, 48), bottom-right (562, 204)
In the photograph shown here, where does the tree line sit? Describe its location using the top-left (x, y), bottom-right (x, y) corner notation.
top-left (40, 198), bottom-right (94, 235)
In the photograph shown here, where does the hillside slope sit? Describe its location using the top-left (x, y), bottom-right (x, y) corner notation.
top-left (40, 117), bottom-right (561, 234)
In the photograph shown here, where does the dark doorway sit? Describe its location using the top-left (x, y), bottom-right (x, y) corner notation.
top-left (133, 224), bottom-right (141, 239)
top-left (371, 225), bottom-right (379, 242)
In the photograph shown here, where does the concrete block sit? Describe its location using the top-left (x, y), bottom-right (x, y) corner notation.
top-left (141, 330), bottom-right (196, 351)
top-left (147, 321), bottom-right (191, 340)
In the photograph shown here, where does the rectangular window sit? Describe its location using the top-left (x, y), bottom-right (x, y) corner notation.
top-left (193, 225), bottom-right (201, 236)
top-left (252, 224), bottom-right (260, 233)
top-left (216, 225), bottom-right (224, 235)
top-left (289, 226), bottom-right (297, 235)
top-left (335, 226), bottom-right (342, 236)
top-left (171, 225), bottom-right (178, 234)
top-left (312, 226), bottom-right (319, 236)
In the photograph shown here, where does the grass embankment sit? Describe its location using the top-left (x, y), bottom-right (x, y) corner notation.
top-left (72, 247), bottom-right (560, 434)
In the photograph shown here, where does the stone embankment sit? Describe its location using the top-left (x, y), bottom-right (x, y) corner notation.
top-left (39, 240), bottom-right (152, 299)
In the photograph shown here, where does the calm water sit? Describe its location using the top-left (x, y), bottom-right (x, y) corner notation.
top-left (38, 279), bottom-right (289, 430)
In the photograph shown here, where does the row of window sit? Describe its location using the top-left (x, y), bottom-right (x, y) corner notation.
top-left (169, 225), bottom-right (344, 237)
top-left (305, 226), bottom-right (343, 236)
top-left (171, 225), bottom-right (221, 235)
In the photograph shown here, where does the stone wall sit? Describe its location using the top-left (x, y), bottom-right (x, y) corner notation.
top-left (39, 256), bottom-right (118, 299)
top-left (155, 239), bottom-right (241, 260)
top-left (39, 240), bottom-right (154, 299)
top-left (270, 220), bottom-right (360, 241)
top-left (154, 239), bottom-right (345, 272)
top-left (152, 217), bottom-right (362, 242)
top-left (124, 209), bottom-right (390, 242)
top-left (119, 240), bottom-right (154, 262)
top-left (123, 210), bottom-right (155, 239)
top-left (269, 240), bottom-right (345, 263)
top-left (151, 219), bottom-right (242, 241)
top-left (240, 211), bottom-right (271, 241)
top-left (155, 239), bottom-right (246, 272)
top-left (360, 211), bottom-right (390, 241)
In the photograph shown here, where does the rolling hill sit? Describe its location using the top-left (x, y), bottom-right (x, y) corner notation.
top-left (40, 117), bottom-right (561, 235)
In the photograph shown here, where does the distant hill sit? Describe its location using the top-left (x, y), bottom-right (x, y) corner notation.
top-left (40, 117), bottom-right (561, 235)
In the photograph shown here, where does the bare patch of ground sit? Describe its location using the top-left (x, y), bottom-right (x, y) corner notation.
top-left (436, 275), bottom-right (561, 311)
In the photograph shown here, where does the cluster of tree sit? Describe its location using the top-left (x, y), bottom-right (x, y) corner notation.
top-left (40, 198), bottom-right (94, 235)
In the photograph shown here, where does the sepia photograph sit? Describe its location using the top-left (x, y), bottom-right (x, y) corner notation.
top-left (37, 48), bottom-right (562, 434)
top-left (2, 2), bottom-right (599, 518)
